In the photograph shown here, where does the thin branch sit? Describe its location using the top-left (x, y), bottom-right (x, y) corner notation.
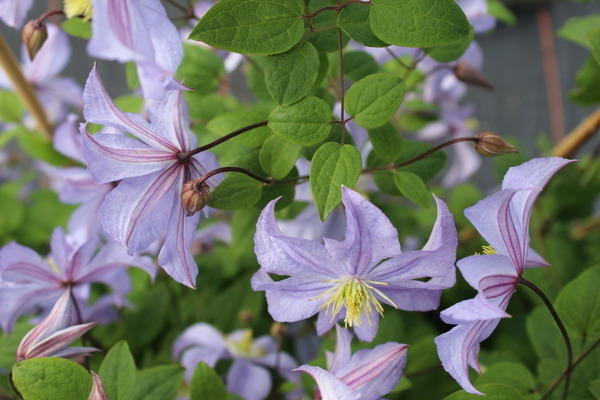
top-left (337, 24), bottom-right (347, 144)
top-left (197, 166), bottom-right (272, 186)
top-left (302, 0), bottom-right (370, 20)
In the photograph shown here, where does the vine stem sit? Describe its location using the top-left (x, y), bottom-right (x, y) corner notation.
top-left (302, 0), bottom-right (370, 19)
top-left (197, 166), bottom-right (272, 186)
top-left (0, 35), bottom-right (53, 139)
top-left (337, 21), bottom-right (346, 144)
top-left (518, 277), bottom-right (573, 400)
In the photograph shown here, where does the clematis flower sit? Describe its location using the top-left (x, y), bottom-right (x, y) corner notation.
top-left (0, 226), bottom-right (154, 332)
top-left (435, 157), bottom-right (575, 394)
top-left (87, 0), bottom-right (184, 98)
top-left (0, 0), bottom-right (33, 28)
top-left (173, 323), bottom-right (300, 400)
top-left (89, 372), bottom-right (110, 400)
top-left (295, 325), bottom-right (408, 400)
top-left (16, 290), bottom-right (97, 361)
top-left (252, 187), bottom-right (457, 342)
top-left (80, 66), bottom-right (220, 287)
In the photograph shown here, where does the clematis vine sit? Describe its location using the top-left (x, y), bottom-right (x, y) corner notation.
top-left (252, 187), bottom-right (457, 342)
top-left (435, 157), bottom-right (575, 394)
top-left (295, 325), bottom-right (408, 400)
top-left (80, 66), bottom-right (220, 287)
top-left (173, 323), bottom-right (300, 400)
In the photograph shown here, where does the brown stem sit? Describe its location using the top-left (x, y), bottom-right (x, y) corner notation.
top-left (337, 23), bottom-right (346, 144)
top-left (33, 10), bottom-right (65, 27)
top-left (302, 0), bottom-right (370, 19)
top-left (197, 167), bottom-right (272, 186)
top-left (0, 35), bottom-right (53, 139)
top-left (551, 108), bottom-right (600, 158)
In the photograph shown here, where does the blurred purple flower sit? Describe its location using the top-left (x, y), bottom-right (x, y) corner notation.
top-left (252, 187), bottom-right (457, 342)
top-left (87, 0), bottom-right (184, 98)
top-left (80, 66), bottom-right (220, 287)
top-left (435, 157), bottom-right (574, 394)
top-left (16, 289), bottom-right (97, 361)
top-left (0, 226), bottom-right (154, 332)
top-left (458, 0), bottom-right (496, 34)
top-left (295, 325), bottom-right (408, 400)
top-left (0, 0), bottom-right (33, 28)
top-left (89, 372), bottom-right (110, 400)
top-left (173, 323), bottom-right (300, 400)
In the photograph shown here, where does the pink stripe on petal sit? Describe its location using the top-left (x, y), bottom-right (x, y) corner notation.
top-left (341, 344), bottom-right (407, 389)
top-left (85, 133), bottom-right (177, 163)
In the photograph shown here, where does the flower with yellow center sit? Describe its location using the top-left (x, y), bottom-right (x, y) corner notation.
top-left (63, 0), bottom-right (93, 20)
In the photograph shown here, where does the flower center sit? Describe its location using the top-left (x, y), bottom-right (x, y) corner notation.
top-left (311, 277), bottom-right (397, 328)
top-left (224, 329), bottom-right (266, 359)
top-left (63, 0), bottom-right (93, 20)
top-left (477, 245), bottom-right (498, 255)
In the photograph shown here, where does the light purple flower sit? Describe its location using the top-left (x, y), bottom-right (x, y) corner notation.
top-left (252, 187), bottom-right (457, 342)
top-left (16, 290), bottom-right (97, 361)
top-left (0, 226), bottom-right (155, 332)
top-left (80, 66), bottom-right (220, 287)
top-left (458, 0), bottom-right (496, 34)
top-left (0, 0), bottom-right (33, 28)
top-left (435, 157), bottom-right (575, 394)
top-left (295, 325), bottom-right (408, 400)
top-left (89, 372), bottom-right (110, 400)
top-left (87, 0), bottom-right (184, 98)
top-left (173, 323), bottom-right (300, 400)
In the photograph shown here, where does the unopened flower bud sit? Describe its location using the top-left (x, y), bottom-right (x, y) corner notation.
top-left (453, 62), bottom-right (494, 90)
top-left (270, 322), bottom-right (287, 339)
top-left (475, 131), bottom-right (518, 157)
top-left (181, 179), bottom-right (211, 216)
top-left (22, 20), bottom-right (48, 60)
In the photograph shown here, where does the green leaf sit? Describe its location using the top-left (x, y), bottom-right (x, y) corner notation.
top-left (338, 3), bottom-right (388, 47)
top-left (0, 182), bottom-right (25, 242)
top-left (590, 378), bottom-right (600, 399)
top-left (370, 0), bottom-right (471, 47)
top-left (259, 135), bottom-right (302, 179)
top-left (307, 0), bottom-right (350, 53)
top-left (178, 44), bottom-right (225, 95)
top-left (99, 341), bottom-right (137, 400)
top-left (12, 358), bottom-right (92, 400)
top-left (345, 73), bottom-right (404, 129)
top-left (487, 0), bottom-right (517, 27)
top-left (209, 173), bottom-right (264, 210)
top-left (475, 363), bottom-right (536, 395)
top-left (558, 15), bottom-right (600, 49)
top-left (367, 123), bottom-right (402, 162)
top-left (125, 62), bottom-right (140, 90)
top-left (123, 284), bottom-right (169, 352)
top-left (268, 96), bottom-right (332, 145)
top-left (427, 27), bottom-right (474, 62)
top-left (207, 111), bottom-right (271, 147)
top-left (0, 91), bottom-right (24, 122)
top-left (555, 265), bottom-right (600, 341)
top-left (393, 171), bottom-right (431, 207)
top-left (589, 28), bottom-right (600, 65)
top-left (132, 365), bottom-right (184, 400)
top-left (343, 51), bottom-right (380, 81)
top-left (17, 129), bottom-right (69, 166)
top-left (189, 0), bottom-right (305, 55)
top-left (61, 18), bottom-right (92, 39)
top-left (443, 383), bottom-right (525, 399)
top-left (265, 42), bottom-right (320, 105)
top-left (571, 57), bottom-right (600, 105)
top-left (310, 142), bottom-right (362, 220)
top-left (190, 362), bottom-right (227, 400)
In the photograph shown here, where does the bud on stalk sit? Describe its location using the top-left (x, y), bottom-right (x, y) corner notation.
top-left (22, 20), bottom-right (48, 60)
top-left (475, 131), bottom-right (518, 157)
top-left (453, 62), bottom-right (494, 90)
top-left (181, 179), bottom-right (211, 216)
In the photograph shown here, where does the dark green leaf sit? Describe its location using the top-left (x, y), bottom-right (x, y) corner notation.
top-left (475, 363), bottom-right (535, 395)
top-left (177, 44), bottom-right (225, 95)
top-left (99, 341), bottom-right (137, 400)
top-left (427, 27), bottom-right (474, 63)
top-left (209, 173), bottom-right (264, 210)
top-left (343, 51), bottom-right (380, 81)
top-left (132, 365), bottom-right (184, 400)
top-left (207, 111), bottom-right (271, 147)
top-left (190, 362), bottom-right (227, 400)
top-left (367, 123), bottom-right (402, 162)
top-left (589, 27), bottom-right (600, 65)
top-left (307, 0), bottom-right (350, 52)
top-left (345, 73), bottom-right (404, 129)
top-left (443, 383), bottom-right (524, 399)
top-left (259, 135), bottom-right (302, 179)
top-left (269, 96), bottom-right (332, 145)
top-left (393, 171), bottom-right (431, 207)
top-left (338, 3), bottom-right (388, 47)
top-left (571, 57), bottom-right (600, 105)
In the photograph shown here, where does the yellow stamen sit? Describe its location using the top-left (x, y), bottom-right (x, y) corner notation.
top-left (63, 0), bottom-right (93, 20)
top-left (224, 329), bottom-right (266, 358)
top-left (310, 278), bottom-right (397, 328)
top-left (476, 245), bottom-right (498, 256)
top-left (46, 257), bottom-right (60, 273)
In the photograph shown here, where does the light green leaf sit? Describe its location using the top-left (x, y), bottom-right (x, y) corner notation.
top-left (0, 90), bottom-right (24, 122)
top-left (190, 362), bottom-right (228, 400)
top-left (12, 358), bottom-right (92, 400)
top-left (259, 135), bottom-right (302, 179)
top-left (265, 42), bottom-right (320, 106)
top-left (17, 129), bottom-right (69, 166)
top-left (558, 15), bottom-right (600, 49)
top-left (427, 27), bottom-right (474, 62)
top-left (338, 3), bottom-right (388, 47)
top-left (207, 111), bottom-right (271, 147)
top-left (132, 365), bottom-right (184, 400)
top-left (370, 0), bottom-right (471, 47)
top-left (269, 96), bottom-right (332, 145)
top-left (345, 73), bottom-right (404, 129)
top-left (61, 18), bottom-right (91, 39)
top-left (589, 28), bottom-right (600, 65)
top-left (99, 341), bottom-right (137, 400)
top-left (367, 123), bottom-right (402, 162)
top-left (443, 383), bottom-right (525, 399)
top-left (189, 0), bottom-right (305, 55)
top-left (487, 0), bottom-right (516, 26)
top-left (310, 143), bottom-right (362, 220)
top-left (210, 173), bottom-right (264, 210)
top-left (393, 171), bottom-right (431, 207)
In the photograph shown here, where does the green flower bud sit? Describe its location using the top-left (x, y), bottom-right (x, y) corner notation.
top-left (475, 131), bottom-right (518, 157)
top-left (21, 20), bottom-right (48, 61)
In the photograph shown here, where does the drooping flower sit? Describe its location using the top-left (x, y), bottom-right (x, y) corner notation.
top-left (16, 290), bottom-right (97, 361)
top-left (295, 325), bottom-right (408, 400)
top-left (80, 66), bottom-right (220, 287)
top-left (173, 323), bottom-right (300, 400)
top-left (435, 157), bottom-right (575, 394)
top-left (0, 0), bottom-right (33, 28)
top-left (252, 187), bottom-right (457, 342)
top-left (0, 226), bottom-right (154, 332)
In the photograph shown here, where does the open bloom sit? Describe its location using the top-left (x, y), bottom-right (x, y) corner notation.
top-left (173, 323), bottom-right (299, 400)
top-left (435, 157), bottom-right (575, 394)
top-left (295, 325), bottom-right (408, 400)
top-left (80, 66), bottom-right (220, 287)
top-left (0, 0), bottom-right (33, 28)
top-left (252, 187), bottom-right (457, 342)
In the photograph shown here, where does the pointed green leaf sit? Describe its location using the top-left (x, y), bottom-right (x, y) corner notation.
top-left (269, 96), bottom-right (332, 145)
top-left (338, 3), bottom-right (388, 47)
top-left (12, 358), bottom-right (92, 400)
top-left (210, 173), bottom-right (264, 210)
top-left (265, 42), bottom-right (320, 106)
top-left (259, 135), bottom-right (302, 179)
top-left (207, 111), bottom-right (271, 148)
top-left (310, 143), bottom-right (362, 220)
top-left (132, 365), bottom-right (184, 400)
top-left (99, 341), bottom-right (137, 400)
top-left (367, 123), bottom-right (402, 162)
top-left (345, 73), bottom-right (404, 129)
top-left (370, 0), bottom-right (471, 47)
top-left (558, 15), bottom-right (600, 49)
top-left (189, 0), bottom-right (305, 55)
top-left (427, 27), bottom-right (474, 62)
top-left (190, 362), bottom-right (227, 400)
top-left (393, 171), bottom-right (431, 207)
